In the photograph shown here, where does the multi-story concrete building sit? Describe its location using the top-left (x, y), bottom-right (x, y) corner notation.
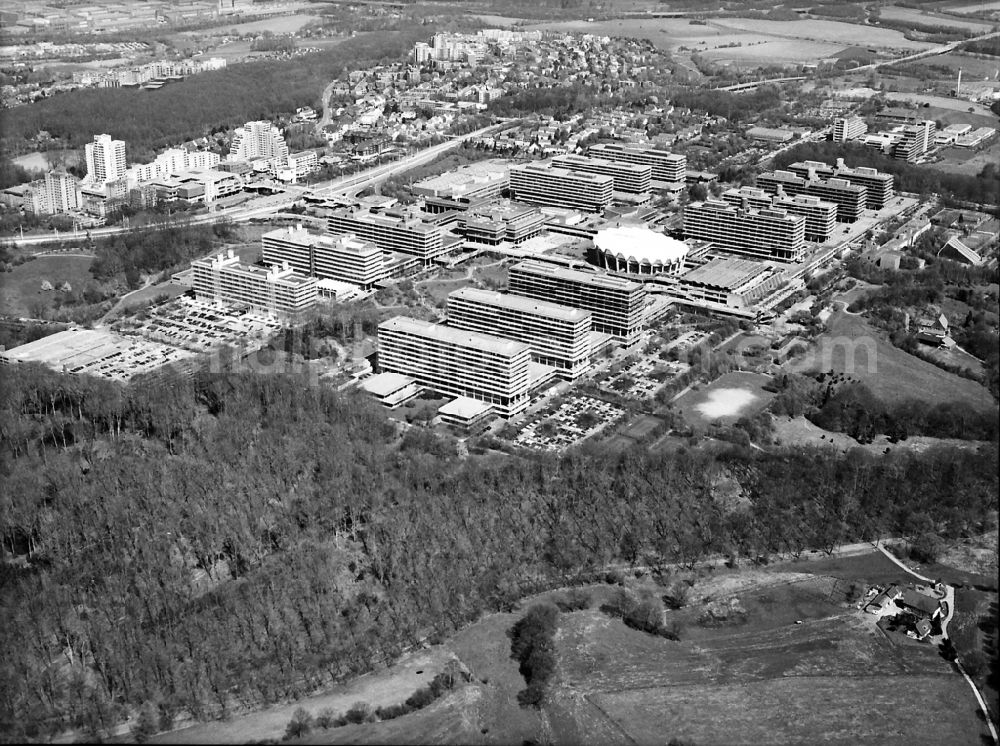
top-left (229, 120), bottom-right (289, 162)
top-left (460, 201), bottom-right (546, 245)
top-left (84, 133), bottom-right (127, 186)
top-left (191, 249), bottom-right (317, 321)
top-left (757, 170), bottom-right (867, 223)
top-left (327, 206), bottom-right (450, 264)
top-left (410, 159), bottom-right (510, 213)
top-left (832, 116), bottom-right (868, 142)
top-left (893, 121), bottom-right (935, 162)
top-left (587, 142), bottom-right (686, 190)
top-left (722, 187), bottom-right (837, 242)
top-left (550, 154), bottom-right (651, 196)
top-left (377, 316), bottom-right (532, 417)
top-left (447, 287), bottom-right (592, 378)
top-left (262, 225), bottom-right (388, 289)
top-left (684, 200), bottom-right (807, 262)
top-left (786, 159), bottom-right (895, 209)
top-left (277, 150), bottom-right (318, 182)
top-left (43, 170), bottom-right (80, 214)
top-left (508, 259), bottom-right (647, 343)
top-left (126, 148), bottom-right (220, 186)
top-left (509, 162), bottom-right (613, 213)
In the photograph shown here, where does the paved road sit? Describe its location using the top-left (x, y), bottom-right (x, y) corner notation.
top-left (8, 123), bottom-right (508, 249)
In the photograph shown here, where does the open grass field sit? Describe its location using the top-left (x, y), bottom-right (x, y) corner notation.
top-left (591, 674), bottom-right (983, 745)
top-left (522, 17), bottom-right (851, 64)
top-left (931, 140), bottom-right (1000, 176)
top-left (792, 309), bottom-right (995, 409)
top-left (879, 4), bottom-right (995, 31)
top-left (674, 371), bottom-right (774, 430)
top-left (180, 13), bottom-right (321, 38)
top-left (713, 17), bottom-right (934, 50)
top-left (0, 255), bottom-right (95, 317)
top-left (11, 149), bottom-right (81, 172)
top-left (771, 415), bottom-right (989, 455)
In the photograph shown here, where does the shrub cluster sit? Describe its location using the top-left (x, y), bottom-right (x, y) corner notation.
top-left (600, 589), bottom-right (682, 640)
top-left (508, 603), bottom-right (560, 707)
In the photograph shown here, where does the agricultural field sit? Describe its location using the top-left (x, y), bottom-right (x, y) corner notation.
top-left (790, 308), bottom-right (995, 409)
top-left (712, 17), bottom-right (934, 50)
top-left (593, 675), bottom-right (980, 745)
top-left (878, 4), bottom-right (996, 31)
top-left (674, 371), bottom-right (775, 430)
top-left (0, 254), bottom-right (96, 318)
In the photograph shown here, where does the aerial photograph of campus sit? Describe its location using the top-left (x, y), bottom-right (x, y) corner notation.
top-left (0, 0), bottom-right (998, 743)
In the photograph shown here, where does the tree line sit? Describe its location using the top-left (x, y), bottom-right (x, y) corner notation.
top-left (0, 362), bottom-right (996, 741)
top-left (0, 28), bottom-right (430, 180)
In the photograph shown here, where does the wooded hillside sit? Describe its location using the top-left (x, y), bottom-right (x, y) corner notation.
top-left (0, 363), bottom-right (996, 740)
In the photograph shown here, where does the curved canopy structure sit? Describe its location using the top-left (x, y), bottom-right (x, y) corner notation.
top-left (593, 224), bottom-right (689, 275)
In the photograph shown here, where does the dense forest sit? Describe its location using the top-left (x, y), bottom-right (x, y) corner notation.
top-left (770, 140), bottom-right (1000, 210)
top-left (0, 361), bottom-right (996, 741)
top-left (0, 28), bottom-right (428, 167)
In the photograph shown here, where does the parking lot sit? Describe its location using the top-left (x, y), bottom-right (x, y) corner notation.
top-left (511, 395), bottom-right (626, 452)
top-left (122, 297), bottom-right (282, 353)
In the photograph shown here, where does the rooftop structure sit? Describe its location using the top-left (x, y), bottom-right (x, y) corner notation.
top-left (262, 225), bottom-right (388, 288)
top-left (550, 154), bottom-right (651, 196)
top-left (592, 223), bottom-right (689, 275)
top-left (447, 286), bottom-right (593, 379)
top-left (191, 249), bottom-right (317, 321)
top-left (587, 142), bottom-right (686, 189)
top-left (508, 259), bottom-right (648, 343)
top-left (461, 200), bottom-right (546, 245)
top-left (0, 328), bottom-right (192, 382)
top-left (723, 187), bottom-right (837, 242)
top-left (684, 200), bottom-right (807, 262)
top-left (675, 257), bottom-right (788, 314)
top-left (377, 316), bottom-right (532, 417)
top-left (410, 159), bottom-right (510, 213)
top-left (509, 161), bottom-right (613, 213)
top-left (327, 206), bottom-right (451, 264)
top-left (785, 159), bottom-right (894, 209)
top-left (757, 169), bottom-right (867, 222)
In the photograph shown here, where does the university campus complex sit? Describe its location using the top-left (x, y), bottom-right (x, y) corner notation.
top-left (0, 2), bottom-right (998, 744)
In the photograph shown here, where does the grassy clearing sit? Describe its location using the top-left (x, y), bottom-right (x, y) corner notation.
top-left (673, 371), bottom-right (774, 430)
top-left (593, 674), bottom-right (986, 745)
top-left (931, 141), bottom-right (1000, 177)
top-left (0, 255), bottom-right (95, 317)
top-left (800, 309), bottom-right (994, 409)
top-left (878, 5), bottom-right (994, 31)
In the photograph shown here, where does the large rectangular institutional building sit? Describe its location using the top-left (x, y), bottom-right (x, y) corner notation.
top-left (785, 159), bottom-right (894, 209)
top-left (447, 286), bottom-right (592, 379)
top-left (262, 226), bottom-right (387, 289)
top-left (191, 250), bottom-right (317, 321)
top-left (587, 143), bottom-right (686, 189)
top-left (509, 162), bottom-right (613, 212)
top-left (377, 316), bottom-right (532, 417)
top-left (550, 154), bottom-right (651, 195)
top-left (721, 187), bottom-right (837, 242)
top-left (327, 207), bottom-right (448, 264)
top-left (756, 170), bottom-right (867, 223)
top-left (508, 260), bottom-right (647, 343)
top-left (684, 200), bottom-right (807, 262)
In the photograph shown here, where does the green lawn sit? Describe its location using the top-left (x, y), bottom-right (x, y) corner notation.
top-left (806, 310), bottom-right (994, 410)
top-left (0, 254), bottom-right (96, 317)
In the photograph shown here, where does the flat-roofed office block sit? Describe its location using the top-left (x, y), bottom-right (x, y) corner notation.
top-left (507, 259), bottom-right (647, 343)
top-left (447, 287), bottom-right (592, 378)
top-left (377, 316), bottom-right (532, 417)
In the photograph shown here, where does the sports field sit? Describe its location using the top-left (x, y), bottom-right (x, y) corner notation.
top-left (674, 371), bottom-right (774, 430)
